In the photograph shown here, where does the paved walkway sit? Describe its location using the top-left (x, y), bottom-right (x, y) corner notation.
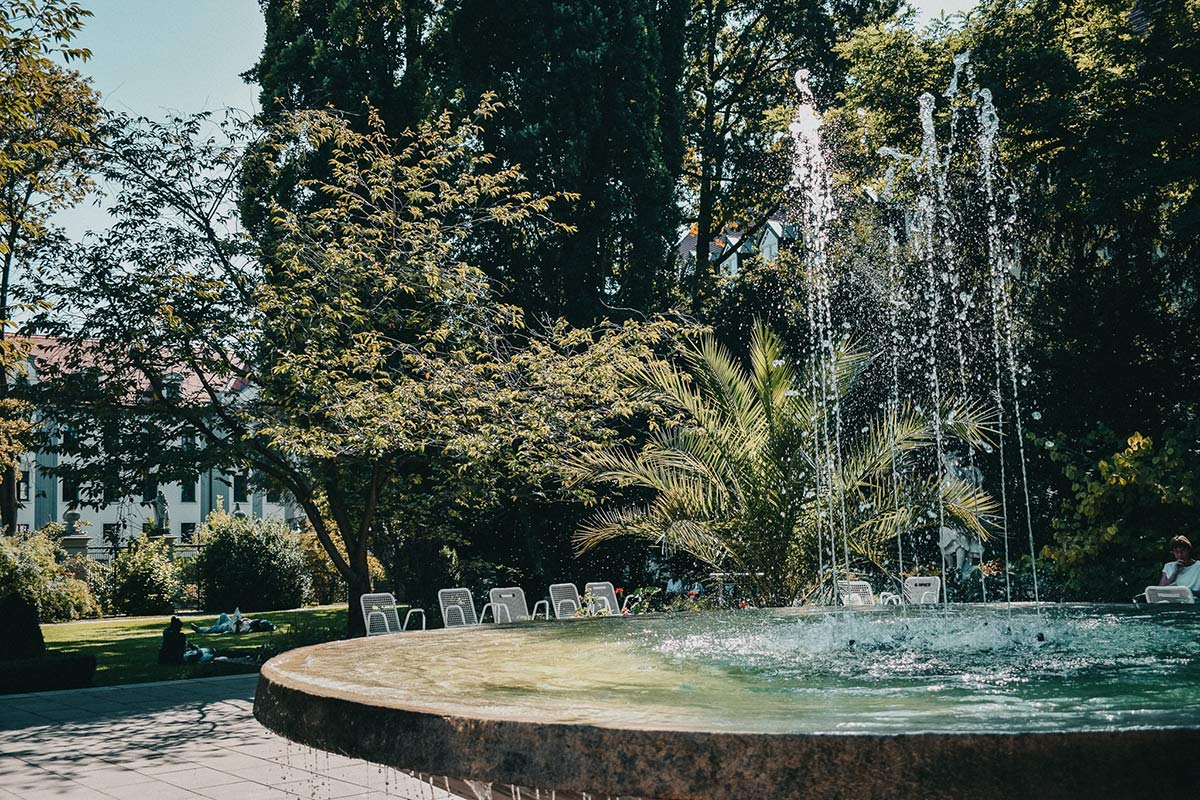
top-left (0, 675), bottom-right (449, 799)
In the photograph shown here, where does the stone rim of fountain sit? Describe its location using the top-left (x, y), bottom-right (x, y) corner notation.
top-left (253, 620), bottom-right (1200, 800)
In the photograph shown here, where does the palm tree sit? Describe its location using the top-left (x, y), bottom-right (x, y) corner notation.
top-left (566, 323), bottom-right (999, 606)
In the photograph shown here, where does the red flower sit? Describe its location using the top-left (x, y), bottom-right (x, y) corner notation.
top-left (615, 587), bottom-right (624, 594)
top-left (688, 590), bottom-right (699, 597)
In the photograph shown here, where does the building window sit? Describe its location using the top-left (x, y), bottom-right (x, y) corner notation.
top-left (266, 486), bottom-right (282, 504)
top-left (233, 473), bottom-right (249, 504)
top-left (180, 480), bottom-right (196, 503)
top-left (61, 475), bottom-right (80, 505)
top-left (142, 521), bottom-right (153, 535)
top-left (180, 522), bottom-right (196, 543)
top-left (16, 523), bottom-right (29, 533)
top-left (141, 479), bottom-right (157, 503)
top-left (17, 470), bottom-right (29, 502)
top-left (102, 523), bottom-right (121, 548)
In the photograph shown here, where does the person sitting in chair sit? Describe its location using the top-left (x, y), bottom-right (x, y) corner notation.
top-left (1159, 535), bottom-right (1200, 592)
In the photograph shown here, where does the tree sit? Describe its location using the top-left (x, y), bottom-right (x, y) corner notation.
top-left (827, 0), bottom-right (1199, 576)
top-left (0, 0), bottom-right (99, 535)
top-left (27, 99), bottom-right (688, 634)
top-left (441, 0), bottom-right (684, 322)
top-left (568, 323), bottom-right (997, 605)
top-left (240, 0), bottom-right (437, 238)
top-left (682, 0), bottom-right (898, 308)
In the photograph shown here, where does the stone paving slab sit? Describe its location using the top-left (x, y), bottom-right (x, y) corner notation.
top-left (0, 675), bottom-right (453, 799)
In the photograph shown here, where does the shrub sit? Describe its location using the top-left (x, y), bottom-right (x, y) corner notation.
top-left (0, 652), bottom-right (96, 694)
top-left (0, 594), bottom-right (44, 660)
top-left (1041, 422), bottom-right (1200, 600)
top-left (300, 532), bottom-right (385, 605)
top-left (196, 511), bottom-right (309, 612)
top-left (108, 537), bottom-right (183, 616)
top-left (0, 528), bottom-right (102, 622)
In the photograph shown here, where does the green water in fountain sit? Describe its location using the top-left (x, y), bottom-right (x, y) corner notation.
top-left (268, 605), bottom-right (1200, 735)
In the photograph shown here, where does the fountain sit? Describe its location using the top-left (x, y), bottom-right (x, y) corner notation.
top-left (253, 61), bottom-right (1200, 798)
top-left (256, 607), bottom-right (1200, 798)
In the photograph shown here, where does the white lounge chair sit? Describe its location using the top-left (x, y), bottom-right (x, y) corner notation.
top-left (488, 587), bottom-right (550, 622)
top-left (904, 576), bottom-right (942, 605)
top-left (360, 592), bottom-right (425, 635)
top-left (1144, 585), bottom-right (1195, 604)
top-left (584, 581), bottom-right (632, 616)
top-left (837, 580), bottom-right (877, 607)
top-left (549, 583), bottom-right (582, 619)
top-left (437, 587), bottom-right (507, 627)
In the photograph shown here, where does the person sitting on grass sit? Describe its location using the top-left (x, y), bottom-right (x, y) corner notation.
top-left (1158, 535), bottom-right (1200, 592)
top-left (158, 616), bottom-right (188, 665)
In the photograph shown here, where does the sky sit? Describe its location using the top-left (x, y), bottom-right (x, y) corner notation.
top-left (55, 0), bottom-right (972, 235)
top-left (73, 0), bottom-right (974, 118)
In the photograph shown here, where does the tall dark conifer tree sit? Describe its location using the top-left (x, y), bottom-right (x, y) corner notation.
top-left (443, 0), bottom-right (684, 323)
top-left (240, 0), bottom-right (435, 238)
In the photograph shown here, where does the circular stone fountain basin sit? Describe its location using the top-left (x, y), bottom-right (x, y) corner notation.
top-left (254, 604), bottom-right (1200, 799)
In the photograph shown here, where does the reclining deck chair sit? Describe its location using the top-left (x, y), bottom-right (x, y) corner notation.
top-left (438, 587), bottom-right (507, 627)
top-left (904, 576), bottom-right (942, 605)
top-left (836, 580), bottom-right (877, 607)
top-left (360, 592), bottom-right (425, 636)
top-left (1143, 585), bottom-right (1195, 604)
top-left (549, 583), bottom-right (582, 619)
top-left (488, 587), bottom-right (550, 622)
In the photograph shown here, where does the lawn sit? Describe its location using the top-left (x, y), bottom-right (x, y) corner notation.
top-left (42, 605), bottom-right (349, 687)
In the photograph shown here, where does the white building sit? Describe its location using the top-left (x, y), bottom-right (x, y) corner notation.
top-left (11, 336), bottom-right (302, 550)
top-left (12, 454), bottom-right (298, 549)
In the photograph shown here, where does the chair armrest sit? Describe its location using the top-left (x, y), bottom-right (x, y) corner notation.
top-left (531, 600), bottom-right (550, 619)
top-left (402, 608), bottom-right (426, 631)
top-left (621, 594), bottom-right (640, 614)
top-left (479, 602), bottom-right (497, 623)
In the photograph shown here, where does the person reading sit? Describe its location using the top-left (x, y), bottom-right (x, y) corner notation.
top-left (1158, 535), bottom-right (1200, 592)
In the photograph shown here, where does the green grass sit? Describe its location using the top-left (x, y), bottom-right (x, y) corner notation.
top-left (42, 605), bottom-right (349, 687)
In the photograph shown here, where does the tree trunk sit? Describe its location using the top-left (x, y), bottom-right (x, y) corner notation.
top-left (691, 0), bottom-right (720, 309)
top-left (1, 239), bottom-right (16, 536)
top-left (1, 468), bottom-right (15, 537)
top-left (345, 540), bottom-right (373, 638)
top-left (346, 571), bottom-right (370, 638)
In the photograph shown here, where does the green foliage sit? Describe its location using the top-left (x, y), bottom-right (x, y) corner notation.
top-left (624, 586), bottom-right (661, 614)
top-left (241, 0), bottom-right (436, 239)
top-left (569, 323), bottom-right (999, 606)
top-left (107, 537), bottom-right (182, 616)
top-left (1041, 423), bottom-right (1200, 600)
top-left (299, 532), bottom-right (384, 606)
top-left (62, 552), bottom-right (108, 607)
top-left (443, 0), bottom-right (683, 321)
top-left (195, 511), bottom-right (309, 612)
top-left (0, 0), bottom-right (100, 535)
top-left (0, 526), bottom-right (100, 621)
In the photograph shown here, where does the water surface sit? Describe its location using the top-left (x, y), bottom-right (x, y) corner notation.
top-left (271, 604), bottom-right (1200, 735)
